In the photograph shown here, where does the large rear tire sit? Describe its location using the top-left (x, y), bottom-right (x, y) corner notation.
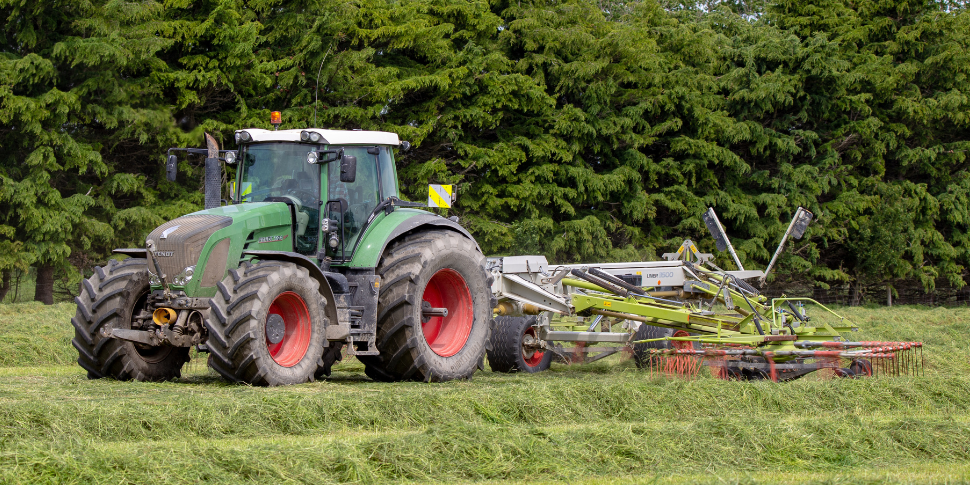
top-left (206, 260), bottom-right (328, 386)
top-left (361, 230), bottom-right (494, 382)
top-left (486, 316), bottom-right (552, 373)
top-left (72, 258), bottom-right (190, 381)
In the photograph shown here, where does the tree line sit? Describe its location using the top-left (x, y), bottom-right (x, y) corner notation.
top-left (1, 0), bottom-right (968, 304)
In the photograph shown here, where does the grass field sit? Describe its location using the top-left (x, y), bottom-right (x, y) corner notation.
top-left (0, 302), bottom-right (968, 484)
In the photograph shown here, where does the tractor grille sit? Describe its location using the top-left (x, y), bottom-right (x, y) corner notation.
top-left (146, 215), bottom-right (232, 280)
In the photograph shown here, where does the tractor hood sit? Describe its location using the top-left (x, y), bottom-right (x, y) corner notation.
top-left (145, 202), bottom-right (293, 296)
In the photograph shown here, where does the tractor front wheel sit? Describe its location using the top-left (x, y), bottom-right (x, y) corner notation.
top-left (72, 258), bottom-right (189, 381)
top-left (207, 261), bottom-right (328, 386)
top-left (362, 230), bottom-right (494, 382)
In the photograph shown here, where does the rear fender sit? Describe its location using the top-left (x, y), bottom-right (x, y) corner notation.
top-left (348, 211), bottom-right (480, 269)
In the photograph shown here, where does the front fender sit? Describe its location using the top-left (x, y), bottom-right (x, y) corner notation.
top-left (241, 250), bottom-right (341, 329)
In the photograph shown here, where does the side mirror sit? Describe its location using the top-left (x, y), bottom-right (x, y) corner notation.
top-left (340, 155), bottom-right (357, 183)
top-left (166, 155), bottom-right (178, 182)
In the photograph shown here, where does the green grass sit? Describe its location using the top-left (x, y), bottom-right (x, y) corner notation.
top-left (0, 302), bottom-right (968, 483)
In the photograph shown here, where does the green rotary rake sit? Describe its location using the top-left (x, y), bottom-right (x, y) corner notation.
top-left (487, 208), bottom-right (924, 381)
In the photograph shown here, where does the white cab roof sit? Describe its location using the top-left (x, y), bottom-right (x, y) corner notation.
top-left (237, 128), bottom-right (400, 146)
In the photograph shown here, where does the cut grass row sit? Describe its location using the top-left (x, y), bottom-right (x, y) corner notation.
top-left (3, 366), bottom-right (969, 442)
top-left (1, 411), bottom-right (968, 483)
top-left (2, 363), bottom-right (969, 484)
top-left (2, 302), bottom-right (964, 372)
top-left (0, 302), bottom-right (968, 483)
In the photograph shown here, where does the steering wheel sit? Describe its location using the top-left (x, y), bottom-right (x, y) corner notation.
top-left (285, 189), bottom-right (317, 207)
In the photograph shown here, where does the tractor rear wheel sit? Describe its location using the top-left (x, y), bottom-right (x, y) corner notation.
top-left (72, 258), bottom-right (190, 381)
top-left (362, 230), bottom-right (494, 382)
top-left (207, 260), bottom-right (328, 386)
top-left (486, 316), bottom-right (552, 373)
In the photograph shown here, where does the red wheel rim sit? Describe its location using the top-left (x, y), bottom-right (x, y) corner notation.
top-left (521, 326), bottom-right (545, 368)
top-left (421, 268), bottom-right (474, 357)
top-left (670, 330), bottom-right (692, 351)
top-left (266, 291), bottom-right (312, 367)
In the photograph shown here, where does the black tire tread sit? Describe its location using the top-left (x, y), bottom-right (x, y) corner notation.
top-left (206, 260), bottom-right (329, 386)
top-left (73, 258), bottom-right (189, 381)
top-left (486, 316), bottom-right (552, 373)
top-left (632, 324), bottom-right (682, 368)
top-left (361, 230), bottom-right (494, 383)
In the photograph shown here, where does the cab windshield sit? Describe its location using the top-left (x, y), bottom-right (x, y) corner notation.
top-left (238, 142), bottom-right (320, 255)
top-left (238, 143), bottom-right (320, 205)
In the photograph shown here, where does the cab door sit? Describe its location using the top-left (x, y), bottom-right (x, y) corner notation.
top-left (324, 146), bottom-right (398, 262)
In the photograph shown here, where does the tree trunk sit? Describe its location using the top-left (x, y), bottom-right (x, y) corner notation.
top-left (887, 285), bottom-right (892, 307)
top-left (34, 265), bottom-right (54, 305)
top-left (852, 283), bottom-right (862, 306)
top-left (12, 270), bottom-right (22, 303)
top-left (0, 270), bottom-right (10, 303)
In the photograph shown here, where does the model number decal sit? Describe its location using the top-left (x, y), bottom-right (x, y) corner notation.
top-left (258, 235), bottom-right (288, 244)
top-left (658, 272), bottom-right (674, 278)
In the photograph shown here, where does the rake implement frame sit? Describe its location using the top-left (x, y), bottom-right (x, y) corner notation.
top-left (488, 208), bottom-right (923, 381)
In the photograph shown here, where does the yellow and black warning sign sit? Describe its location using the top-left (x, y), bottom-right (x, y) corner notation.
top-left (428, 184), bottom-right (453, 208)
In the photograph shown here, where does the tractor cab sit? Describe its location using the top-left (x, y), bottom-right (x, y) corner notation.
top-left (232, 128), bottom-right (403, 261)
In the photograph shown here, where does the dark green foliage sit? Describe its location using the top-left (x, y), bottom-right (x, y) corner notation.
top-left (1, 0), bottom-right (968, 301)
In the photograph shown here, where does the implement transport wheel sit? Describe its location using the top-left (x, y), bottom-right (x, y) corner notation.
top-left (849, 359), bottom-right (873, 378)
top-left (487, 316), bottom-right (552, 373)
top-left (632, 324), bottom-right (670, 368)
top-left (72, 258), bottom-right (189, 381)
top-left (834, 367), bottom-right (856, 378)
top-left (207, 261), bottom-right (327, 386)
top-left (360, 230), bottom-right (494, 382)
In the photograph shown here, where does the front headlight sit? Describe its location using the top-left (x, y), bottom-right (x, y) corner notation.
top-left (173, 266), bottom-right (195, 286)
top-left (148, 272), bottom-right (162, 286)
top-left (235, 131), bottom-right (252, 144)
top-left (224, 151), bottom-right (237, 164)
top-left (307, 151), bottom-right (319, 164)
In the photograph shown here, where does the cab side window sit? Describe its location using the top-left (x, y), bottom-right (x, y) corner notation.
top-left (378, 147), bottom-right (398, 199)
top-left (327, 146), bottom-right (380, 256)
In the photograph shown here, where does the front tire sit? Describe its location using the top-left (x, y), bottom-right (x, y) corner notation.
top-left (362, 230), bottom-right (494, 382)
top-left (72, 258), bottom-right (189, 381)
top-left (486, 316), bottom-right (552, 373)
top-left (206, 261), bottom-right (328, 386)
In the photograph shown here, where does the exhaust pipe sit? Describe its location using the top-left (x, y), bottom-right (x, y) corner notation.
top-left (204, 132), bottom-right (221, 210)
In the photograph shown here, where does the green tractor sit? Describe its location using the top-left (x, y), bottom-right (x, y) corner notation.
top-left (72, 124), bottom-right (495, 385)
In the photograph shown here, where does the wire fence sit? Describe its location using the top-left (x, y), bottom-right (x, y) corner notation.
top-left (763, 285), bottom-right (970, 308)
